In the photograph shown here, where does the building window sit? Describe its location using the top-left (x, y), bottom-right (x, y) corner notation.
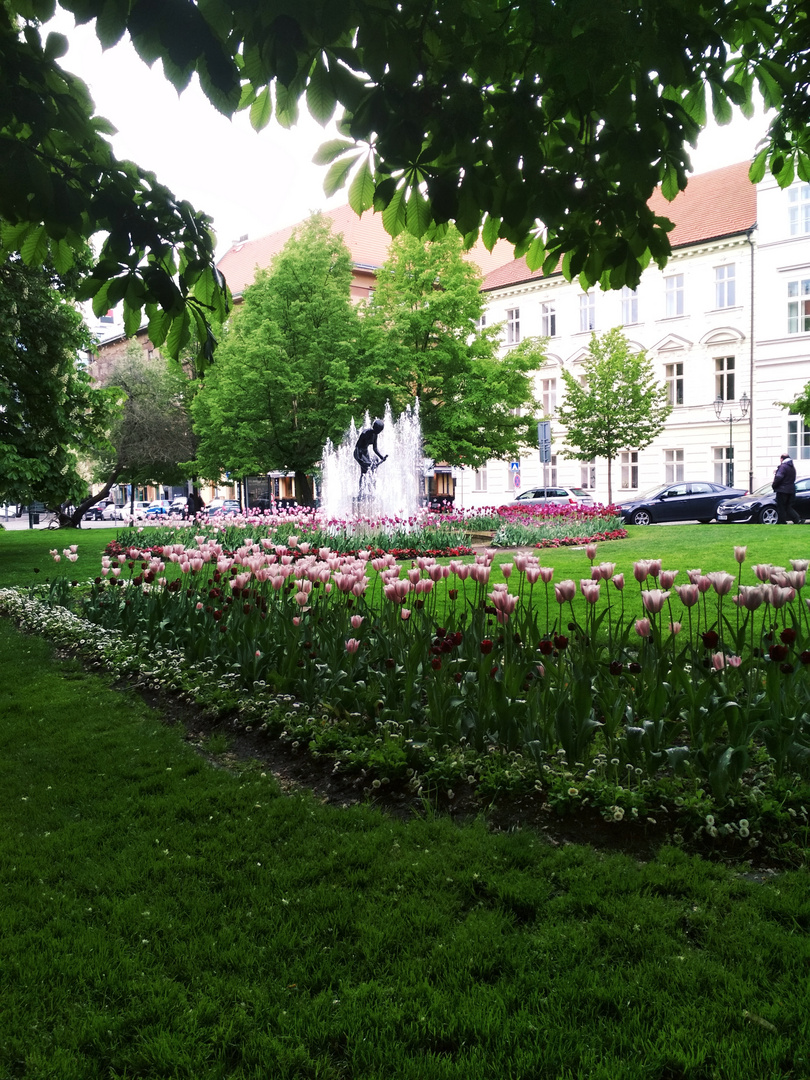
top-left (788, 279), bottom-right (810, 334)
top-left (473, 466), bottom-right (487, 492)
top-left (506, 308), bottom-right (520, 345)
top-left (664, 449), bottom-right (684, 484)
top-left (578, 293), bottom-right (596, 332)
top-left (715, 265), bottom-right (736, 308)
top-left (714, 446), bottom-right (734, 487)
top-left (620, 451), bottom-right (639, 490)
top-left (621, 286), bottom-right (638, 325)
top-left (580, 460), bottom-right (596, 489)
top-left (788, 184), bottom-right (810, 236)
top-left (788, 416), bottom-right (810, 460)
top-left (665, 362), bottom-right (683, 406)
top-left (715, 356), bottom-right (735, 401)
top-left (541, 301), bottom-right (556, 337)
top-left (541, 377), bottom-right (556, 415)
top-left (665, 273), bottom-right (684, 317)
top-left (478, 313), bottom-right (487, 330)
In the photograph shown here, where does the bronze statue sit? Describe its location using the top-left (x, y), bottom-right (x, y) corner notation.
top-left (353, 418), bottom-right (387, 497)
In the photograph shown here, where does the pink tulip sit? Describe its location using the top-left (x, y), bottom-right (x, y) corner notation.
top-left (648, 559), bottom-right (662, 579)
top-left (611, 573), bottom-right (625, 591)
top-left (726, 655), bottom-right (742, 667)
top-left (633, 560), bottom-right (651, 583)
top-left (641, 589), bottom-right (670, 614)
top-left (539, 566), bottom-right (554, 583)
top-left (687, 568), bottom-right (702, 584)
top-left (669, 621), bottom-right (682, 634)
top-left (697, 575), bottom-right (713, 594)
top-left (585, 543), bottom-right (597, 561)
top-left (350, 615), bottom-right (364, 629)
top-left (526, 567), bottom-right (541, 585)
top-left (635, 618), bottom-right (651, 638)
top-left (659, 569), bottom-right (679, 589)
top-left (674, 583), bottom-right (700, 607)
top-left (501, 563), bottom-right (513, 579)
top-left (734, 546), bottom-right (747, 564)
top-left (345, 638), bottom-right (360, 653)
top-left (707, 571), bottom-right (735, 596)
top-left (712, 653), bottom-right (725, 670)
top-left (554, 579), bottom-right (576, 603)
top-left (581, 581), bottom-right (601, 604)
top-left (752, 564), bottom-right (773, 583)
top-left (734, 585), bottom-right (765, 611)
top-left (790, 560), bottom-right (809, 572)
top-left (401, 608), bottom-right (411, 621)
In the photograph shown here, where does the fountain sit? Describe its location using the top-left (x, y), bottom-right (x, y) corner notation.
top-left (321, 401), bottom-right (424, 519)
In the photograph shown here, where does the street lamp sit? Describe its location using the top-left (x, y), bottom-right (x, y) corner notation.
top-left (713, 392), bottom-right (750, 487)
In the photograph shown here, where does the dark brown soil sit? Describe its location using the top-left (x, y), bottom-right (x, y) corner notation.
top-left (138, 686), bottom-right (787, 872)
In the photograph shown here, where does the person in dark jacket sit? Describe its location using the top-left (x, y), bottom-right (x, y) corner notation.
top-left (773, 454), bottom-right (801, 523)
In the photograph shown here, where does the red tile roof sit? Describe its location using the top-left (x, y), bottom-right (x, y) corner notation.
top-left (217, 204), bottom-right (516, 297)
top-left (480, 161), bottom-right (758, 292)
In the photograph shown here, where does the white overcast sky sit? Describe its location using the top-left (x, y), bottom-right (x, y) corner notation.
top-left (49, 13), bottom-right (773, 261)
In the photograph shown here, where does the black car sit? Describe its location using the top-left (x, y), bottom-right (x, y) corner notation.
top-left (618, 481), bottom-right (747, 525)
top-left (716, 478), bottom-right (810, 524)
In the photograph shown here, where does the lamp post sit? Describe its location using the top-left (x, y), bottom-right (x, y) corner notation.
top-left (713, 392), bottom-right (750, 487)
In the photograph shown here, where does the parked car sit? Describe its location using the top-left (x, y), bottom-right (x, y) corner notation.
top-left (715, 478), bottom-right (810, 524)
top-left (145, 500), bottom-right (172, 518)
top-left (208, 499), bottom-right (242, 517)
top-left (511, 486), bottom-right (595, 507)
top-left (618, 481), bottom-right (747, 525)
top-left (83, 499), bottom-right (114, 521)
top-left (170, 496), bottom-right (188, 515)
top-left (103, 500), bottom-right (149, 520)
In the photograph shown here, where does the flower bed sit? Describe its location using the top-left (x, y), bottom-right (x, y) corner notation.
top-left (9, 535), bottom-right (810, 845)
top-left (114, 504), bottom-right (626, 555)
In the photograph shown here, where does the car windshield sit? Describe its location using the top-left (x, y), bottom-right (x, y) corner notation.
top-left (568, 488), bottom-right (590, 498)
top-left (749, 482), bottom-right (774, 497)
top-left (635, 485), bottom-right (667, 500)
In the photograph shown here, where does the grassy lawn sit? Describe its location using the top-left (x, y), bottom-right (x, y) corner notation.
top-left (1, 523), bottom-right (809, 1077)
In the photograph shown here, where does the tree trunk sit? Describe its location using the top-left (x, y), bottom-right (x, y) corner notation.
top-left (51, 469), bottom-right (124, 528)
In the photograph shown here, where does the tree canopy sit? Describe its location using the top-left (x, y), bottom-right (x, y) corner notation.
top-left (556, 329), bottom-right (671, 503)
top-left (3, 0), bottom-right (809, 363)
top-left (0, 250), bottom-right (113, 511)
top-left (190, 214), bottom-right (364, 502)
top-left (362, 230), bottom-right (542, 468)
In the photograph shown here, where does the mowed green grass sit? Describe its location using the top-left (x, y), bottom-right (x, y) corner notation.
top-left (2, 524), bottom-right (810, 1077)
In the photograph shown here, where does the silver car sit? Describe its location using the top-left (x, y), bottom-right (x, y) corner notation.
top-left (511, 486), bottom-right (595, 506)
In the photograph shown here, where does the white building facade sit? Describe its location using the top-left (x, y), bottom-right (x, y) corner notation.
top-left (469, 162), bottom-right (810, 510)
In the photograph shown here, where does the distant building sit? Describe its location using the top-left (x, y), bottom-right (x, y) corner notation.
top-left (474, 162), bottom-right (810, 510)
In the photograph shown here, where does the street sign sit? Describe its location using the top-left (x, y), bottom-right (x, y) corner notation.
top-left (538, 420), bottom-right (552, 464)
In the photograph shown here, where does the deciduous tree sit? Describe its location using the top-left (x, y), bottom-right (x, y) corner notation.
top-left (0, 250), bottom-right (113, 518)
top-left (89, 343), bottom-right (197, 519)
top-left (190, 214), bottom-right (363, 503)
top-left (362, 230), bottom-right (542, 468)
top-left (556, 329), bottom-right (671, 503)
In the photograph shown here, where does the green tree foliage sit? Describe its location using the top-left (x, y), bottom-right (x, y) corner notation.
top-left (3, 1), bottom-right (810, 349)
top-left (190, 214), bottom-right (363, 503)
top-left (556, 329), bottom-right (672, 503)
top-left (94, 343), bottom-right (197, 497)
top-left (0, 250), bottom-right (114, 514)
top-left (362, 230), bottom-right (542, 468)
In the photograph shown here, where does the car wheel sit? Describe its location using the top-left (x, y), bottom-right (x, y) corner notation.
top-left (631, 509), bottom-right (652, 526)
top-left (759, 506), bottom-right (779, 525)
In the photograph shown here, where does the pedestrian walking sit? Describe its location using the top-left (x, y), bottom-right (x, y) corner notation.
top-left (773, 453), bottom-right (801, 523)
